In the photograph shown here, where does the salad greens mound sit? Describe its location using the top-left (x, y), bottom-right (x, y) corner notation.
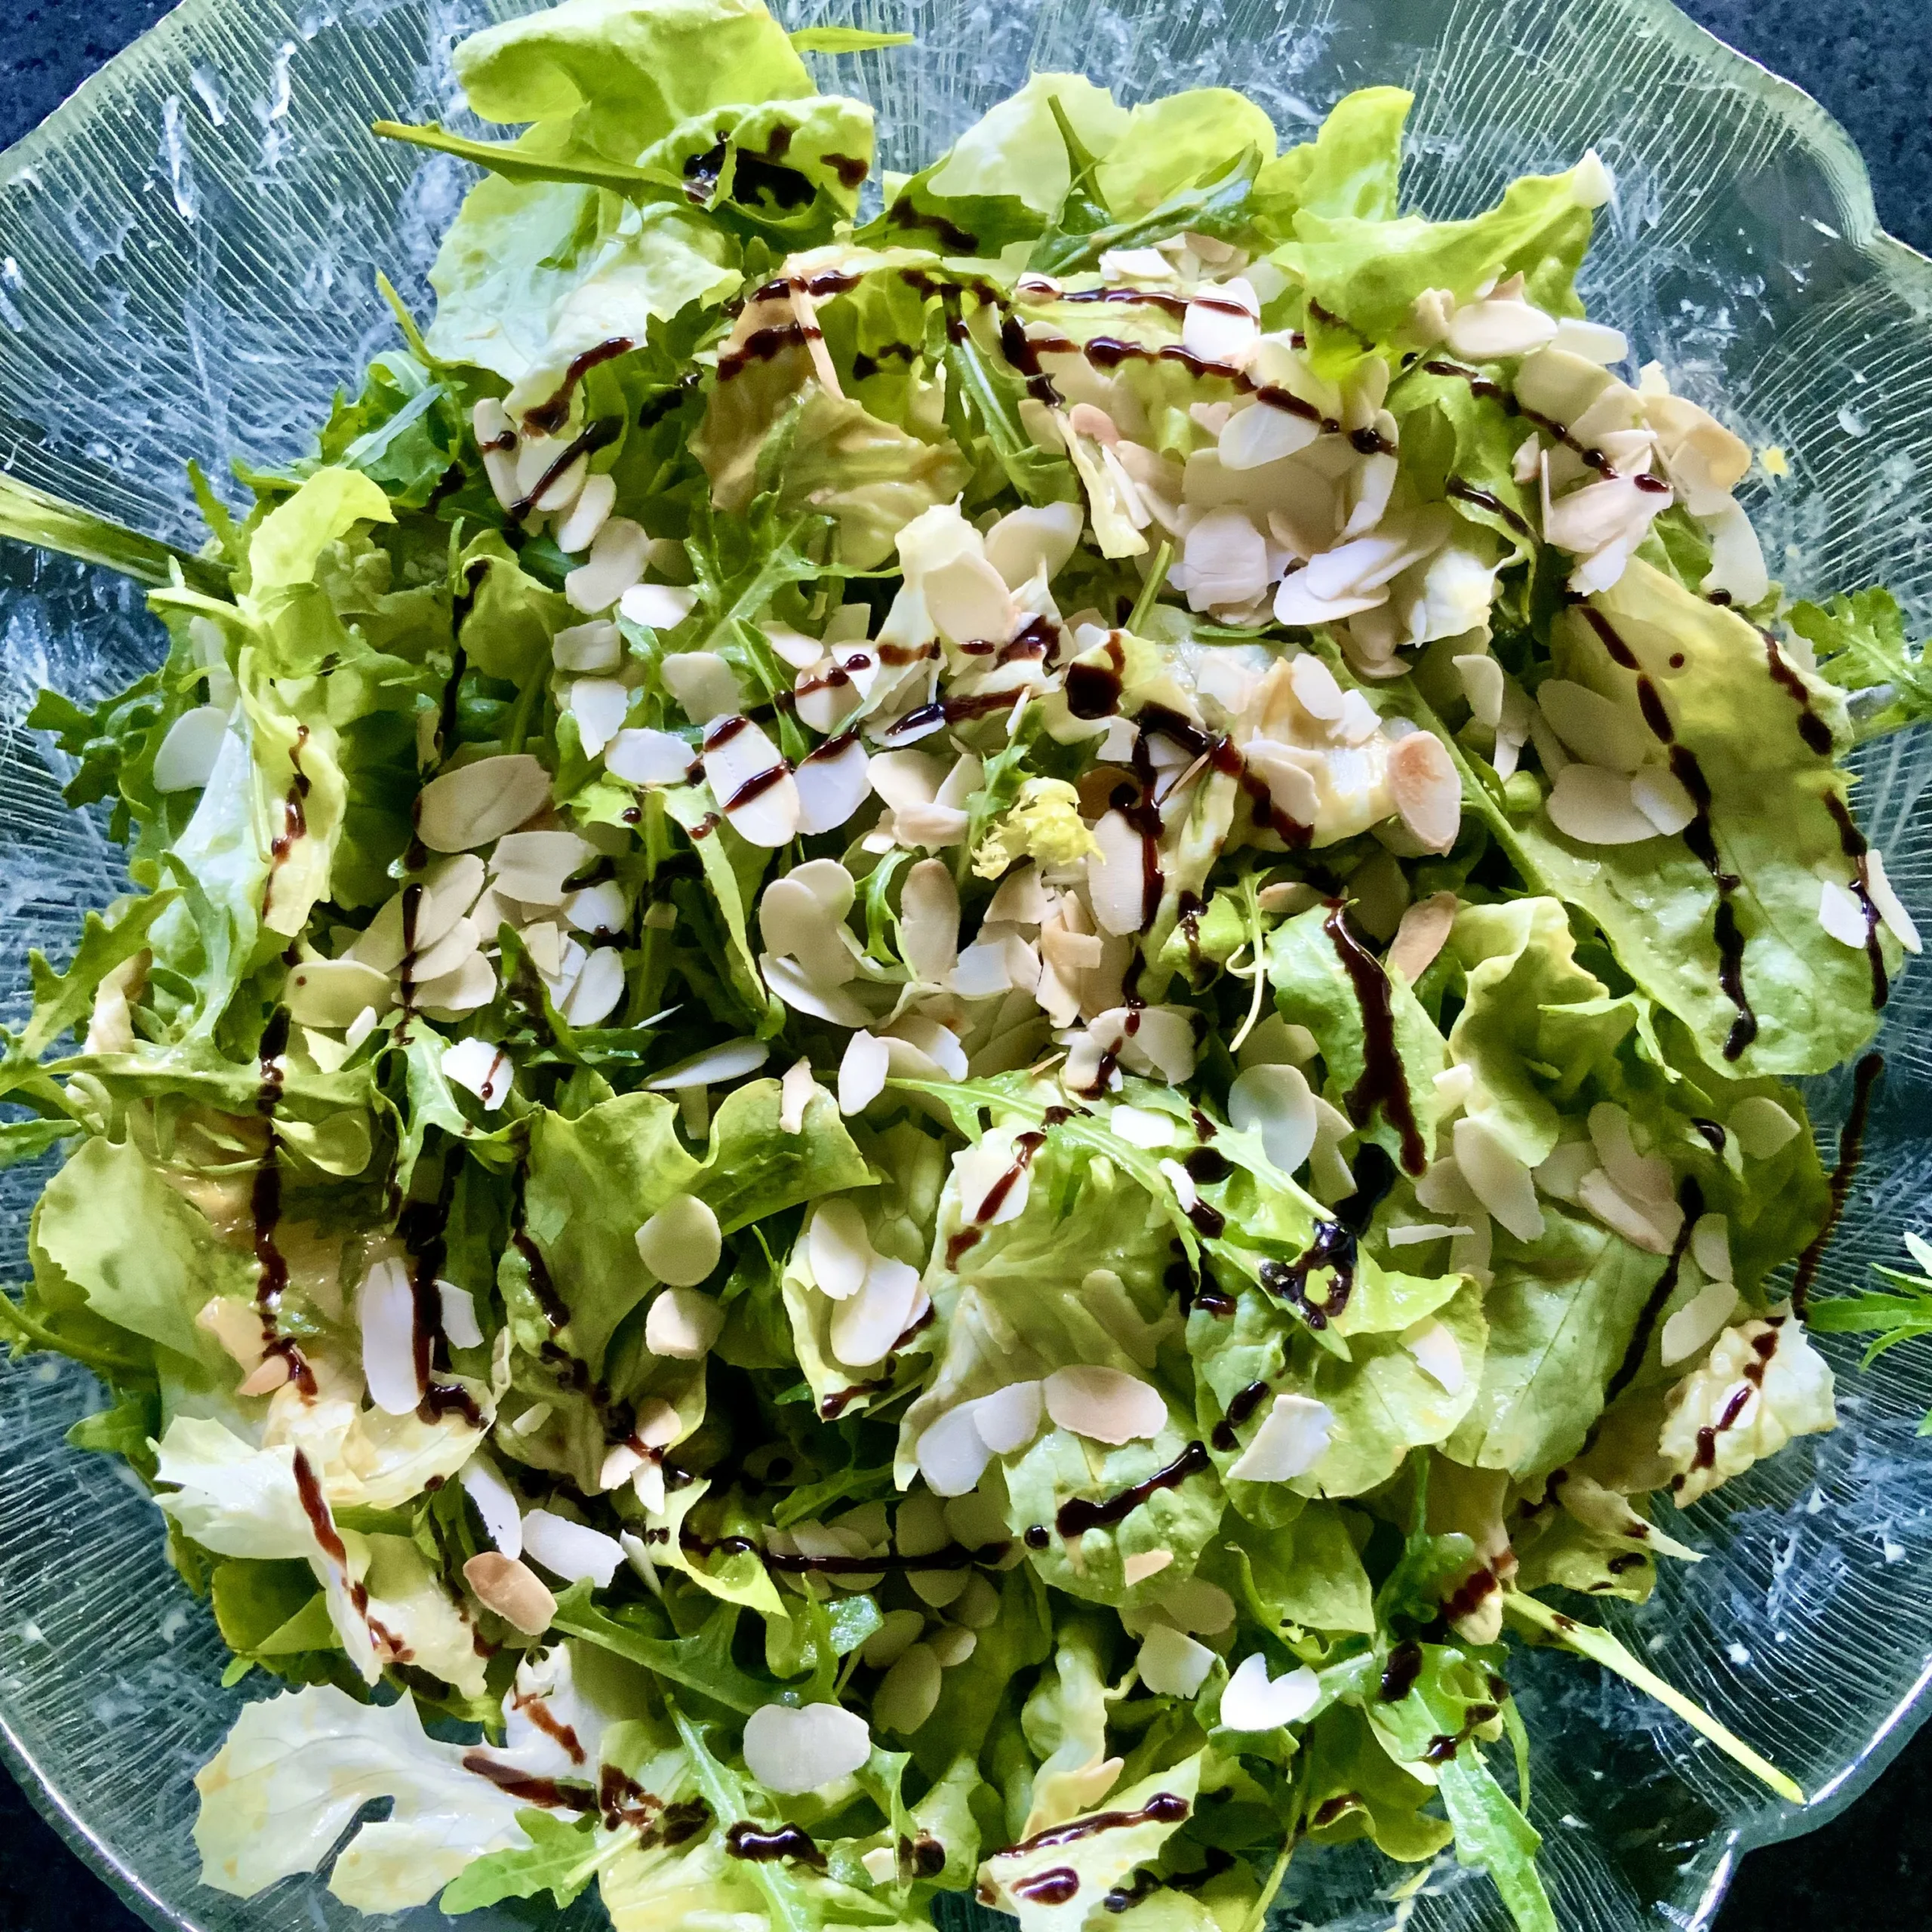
top-left (2, 1), bottom-right (1928, 1927)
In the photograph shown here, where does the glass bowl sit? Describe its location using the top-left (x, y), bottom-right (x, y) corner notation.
top-left (2, 0), bottom-right (1930, 1927)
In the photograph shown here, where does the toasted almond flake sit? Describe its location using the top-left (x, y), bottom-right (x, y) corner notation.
top-left (875, 1643), bottom-right (943, 1734)
top-left (743, 1702), bottom-right (873, 1792)
top-left (1387, 891), bottom-right (1458, 984)
top-left (1182, 506), bottom-right (1268, 609)
top-left (1866, 850), bottom-right (1921, 952)
top-left (861, 1607), bottom-right (928, 1669)
top-left (441, 1036), bottom-right (512, 1110)
top-left (636, 1193), bottom-right (722, 1287)
top-left (432, 1281), bottom-right (481, 1352)
top-left (561, 881), bottom-right (629, 939)
top-left (559, 946), bottom-right (623, 1026)
top-left (605, 727), bottom-right (697, 786)
top-left (565, 517), bottom-right (649, 614)
top-left (473, 398), bottom-right (518, 506)
top-left (1534, 1140), bottom-right (1596, 1203)
top-left (1067, 401), bottom-right (1120, 445)
top-left (619, 581), bottom-right (698, 632)
top-left (1226, 1393), bottom-right (1333, 1481)
top-left (1546, 764), bottom-right (1661, 845)
top-left (568, 677), bottom-right (629, 758)
top-left (599, 1441), bottom-right (645, 1493)
top-left (1817, 878), bottom-right (1869, 949)
top-left (554, 620), bottom-right (622, 674)
top-left (973, 1380), bottom-right (1045, 1455)
top-left (924, 551), bottom-right (1013, 648)
top-left (703, 714), bottom-right (798, 848)
top-left (1287, 651), bottom-right (1345, 723)
top-left (1084, 809), bottom-right (1149, 937)
top-left (555, 472), bottom-right (617, 555)
top-left (953, 1132), bottom-right (1036, 1227)
top-left (1453, 1116), bottom-right (1545, 1241)
top-left (1692, 1212), bottom-right (1734, 1282)
top-left (642, 1038), bottom-right (767, 1092)
top-left (416, 949), bottom-right (498, 1020)
top-left (984, 500), bottom-right (1086, 589)
top-left (761, 877), bottom-right (857, 987)
top-left (1042, 1365), bottom-right (1166, 1444)
top-left (1235, 1011), bottom-right (1318, 1070)
top-left (1661, 1273), bottom-right (1741, 1366)
top-left (1386, 1221), bottom-right (1472, 1246)
top-left (521, 1509), bottom-right (625, 1587)
top-left (1137, 1624), bottom-right (1215, 1697)
top-left (1577, 1165), bottom-right (1681, 1254)
top-left (491, 829), bottom-right (593, 906)
top-left (808, 1198), bottom-right (875, 1301)
top-left (1110, 1104), bottom-right (1178, 1149)
top-left (1434, 1063), bottom-right (1475, 1112)
top-left (1220, 399), bottom-right (1321, 471)
top-left (1550, 318), bottom-right (1630, 365)
top-left (1729, 1095), bottom-right (1801, 1158)
top-left (1384, 728), bottom-right (1461, 853)
top-left (1220, 1653), bottom-right (1320, 1731)
top-left (1183, 280), bottom-right (1260, 365)
top-left (197, 1294), bottom-right (264, 1371)
top-left (644, 1286), bottom-right (724, 1360)
top-left (416, 755), bottom-right (551, 854)
top-left (1444, 297), bottom-right (1558, 361)
top-left (779, 1057), bottom-right (819, 1134)
top-left (1536, 679), bottom-right (1649, 775)
top-left (463, 1552), bottom-right (555, 1634)
top-left (460, 1458), bottom-right (522, 1556)
top-left (764, 953), bottom-right (872, 1027)
top-left (1631, 765), bottom-right (1697, 836)
top-left (1401, 1318), bottom-right (1465, 1393)
top-left (1228, 1063), bottom-right (1318, 1177)
top-left (1588, 1101), bottom-right (1672, 1204)
top-left (915, 1404), bottom-right (993, 1497)
top-left (902, 858), bottom-right (961, 983)
top-left (795, 734), bottom-right (872, 835)
top-left (1456, 654), bottom-right (1505, 729)
top-left (285, 957), bottom-right (392, 1029)
top-left (515, 434), bottom-right (588, 514)
top-left (1122, 1549), bottom-right (1174, 1587)
top-left (357, 1256), bottom-right (421, 1416)
top-left (832, 1254), bottom-right (921, 1369)
top-left (660, 650), bottom-right (743, 724)
top-left (838, 1030), bottom-right (891, 1114)
top-left (152, 706), bottom-right (230, 793)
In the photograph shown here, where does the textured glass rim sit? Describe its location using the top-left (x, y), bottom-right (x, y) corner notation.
top-left (2, 0), bottom-right (1931, 1927)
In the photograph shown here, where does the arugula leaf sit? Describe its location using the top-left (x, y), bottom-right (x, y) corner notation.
top-left (440, 1807), bottom-right (604, 1913)
top-left (549, 1585), bottom-right (773, 1717)
top-left (1787, 584), bottom-right (1932, 737)
top-left (1808, 1230), bottom-right (1932, 1432)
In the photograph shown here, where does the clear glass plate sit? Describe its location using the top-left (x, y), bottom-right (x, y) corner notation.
top-left (1, 0), bottom-right (1928, 1927)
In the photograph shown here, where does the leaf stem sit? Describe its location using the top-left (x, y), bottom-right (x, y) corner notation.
top-left (1504, 1590), bottom-right (1802, 1804)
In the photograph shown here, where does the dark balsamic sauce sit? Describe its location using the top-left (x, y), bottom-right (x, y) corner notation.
top-left (505, 416), bottom-right (621, 527)
top-left (1678, 1324), bottom-right (1785, 1482)
top-left (996, 1793), bottom-right (1189, 1860)
top-left (1014, 1869), bottom-right (1081, 1906)
top-left (1791, 1051), bottom-right (1884, 1314)
top-left (1209, 1380), bottom-right (1270, 1452)
top-left (523, 337), bottom-right (635, 436)
top-left (1257, 1145), bottom-right (1395, 1331)
top-left (725, 1821), bottom-right (826, 1866)
top-left (1054, 1442), bottom-right (1211, 1538)
top-left (1380, 1639), bottom-right (1424, 1703)
top-left (1575, 605), bottom-right (1759, 1059)
top-left (1826, 793), bottom-right (1892, 1013)
top-left (1604, 1176), bottom-right (1704, 1402)
top-left (1324, 907), bottom-right (1426, 1173)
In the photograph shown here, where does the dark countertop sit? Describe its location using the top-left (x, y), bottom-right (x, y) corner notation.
top-left (2, 2), bottom-right (1929, 1927)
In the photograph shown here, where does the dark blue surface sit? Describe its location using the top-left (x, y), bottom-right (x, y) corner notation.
top-left (1, 2), bottom-right (1928, 1927)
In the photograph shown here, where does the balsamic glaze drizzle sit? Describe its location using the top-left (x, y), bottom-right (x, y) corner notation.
top-left (1791, 1050), bottom-right (1884, 1314)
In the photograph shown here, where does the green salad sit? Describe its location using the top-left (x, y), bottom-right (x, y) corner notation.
top-left (3, 1), bottom-right (1928, 1927)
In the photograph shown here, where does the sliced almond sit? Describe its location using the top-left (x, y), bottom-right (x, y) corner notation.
top-left (1819, 879), bottom-right (1870, 949)
top-left (1444, 297), bottom-right (1558, 361)
top-left (973, 1380), bottom-right (1045, 1454)
top-left (416, 755), bottom-right (552, 854)
top-left (152, 706), bottom-right (230, 793)
top-left (605, 727), bottom-right (697, 786)
top-left (559, 946), bottom-right (625, 1026)
top-left (984, 501), bottom-right (1084, 589)
top-left (1866, 848), bottom-right (1921, 952)
top-left (1631, 765), bottom-right (1697, 836)
top-left (703, 715), bottom-right (798, 848)
top-left (1452, 1116), bottom-right (1545, 1242)
top-left (1401, 1318), bottom-right (1465, 1394)
top-left (416, 950), bottom-right (497, 1020)
top-left (807, 1198), bottom-right (875, 1300)
top-left (521, 1509), bottom-right (625, 1587)
top-left (568, 678), bottom-right (629, 758)
top-left (1387, 891), bottom-right (1458, 984)
top-left (635, 1194), bottom-right (722, 1287)
top-left (1137, 1624), bottom-right (1215, 1697)
top-left (463, 1552), bottom-right (556, 1635)
top-left (643, 1038), bottom-right (768, 1091)
top-left (565, 517), bottom-right (650, 614)
top-left (1387, 729), bottom-right (1461, 854)
top-left (915, 1405), bottom-right (994, 1497)
top-left (924, 552), bottom-right (1013, 648)
top-left (1537, 679), bottom-right (1649, 774)
top-left (1660, 1275), bottom-right (1740, 1366)
top-left (555, 472), bottom-right (616, 555)
top-left (554, 620), bottom-right (622, 672)
top-left (1042, 1365), bottom-right (1166, 1444)
top-left (954, 1133), bottom-right (1036, 1227)
top-left (358, 1255), bottom-right (422, 1416)
top-left (285, 957), bottom-right (391, 1029)
top-left (619, 581), bottom-right (697, 632)
top-left (459, 1458), bottom-right (522, 1557)
top-left (901, 859), bottom-right (961, 983)
top-left (491, 829), bottom-right (593, 906)
top-left (831, 1254), bottom-right (921, 1368)
top-left (838, 1030), bottom-right (891, 1114)
top-left (1219, 1652), bottom-right (1321, 1730)
top-left (660, 650), bottom-right (743, 724)
top-left (1577, 1166), bottom-right (1681, 1254)
top-left (1728, 1095), bottom-right (1801, 1159)
top-left (795, 734), bottom-right (872, 835)
top-left (1692, 1212), bottom-right (1734, 1283)
top-left (1226, 1393), bottom-right (1333, 1481)
top-left (645, 1287), bottom-right (723, 1359)
top-left (1546, 764), bottom-right (1661, 845)
top-left (442, 1036), bottom-right (512, 1109)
